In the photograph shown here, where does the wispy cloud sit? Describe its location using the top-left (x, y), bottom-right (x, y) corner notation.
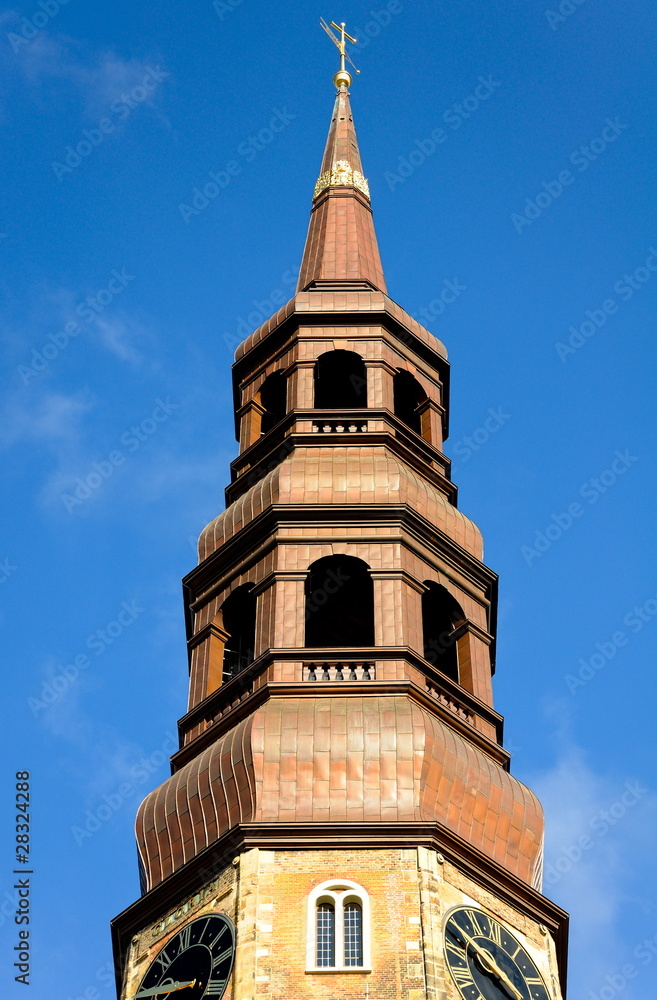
top-left (92, 314), bottom-right (145, 366)
top-left (3, 275), bottom-right (153, 384)
top-left (0, 387), bottom-right (92, 450)
top-left (530, 705), bottom-right (657, 994)
top-left (2, 32), bottom-right (169, 120)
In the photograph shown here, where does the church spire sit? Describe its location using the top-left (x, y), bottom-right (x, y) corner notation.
top-left (297, 31), bottom-right (387, 293)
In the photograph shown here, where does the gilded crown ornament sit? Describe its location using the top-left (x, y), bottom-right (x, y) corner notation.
top-left (313, 160), bottom-right (370, 201)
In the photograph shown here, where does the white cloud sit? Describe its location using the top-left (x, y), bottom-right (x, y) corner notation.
top-left (0, 387), bottom-right (92, 450)
top-left (529, 707), bottom-right (657, 996)
top-left (92, 314), bottom-right (144, 365)
top-left (2, 32), bottom-right (168, 119)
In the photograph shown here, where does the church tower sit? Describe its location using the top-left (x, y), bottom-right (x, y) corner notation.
top-left (112, 31), bottom-right (568, 1000)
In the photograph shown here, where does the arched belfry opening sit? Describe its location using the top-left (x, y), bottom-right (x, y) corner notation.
top-left (305, 555), bottom-right (374, 648)
top-left (394, 369), bottom-right (427, 436)
top-left (221, 584), bottom-right (257, 681)
top-left (421, 582), bottom-right (465, 683)
top-left (259, 370), bottom-right (287, 435)
top-left (314, 350), bottom-right (368, 409)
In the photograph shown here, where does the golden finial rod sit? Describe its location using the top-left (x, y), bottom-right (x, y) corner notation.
top-left (319, 18), bottom-right (361, 88)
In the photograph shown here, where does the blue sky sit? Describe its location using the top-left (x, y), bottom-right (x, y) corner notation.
top-left (1, 1), bottom-right (656, 998)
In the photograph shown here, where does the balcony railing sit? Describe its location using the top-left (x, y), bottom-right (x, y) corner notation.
top-left (311, 420), bottom-right (368, 434)
top-left (425, 679), bottom-right (474, 724)
top-left (303, 660), bottom-right (375, 682)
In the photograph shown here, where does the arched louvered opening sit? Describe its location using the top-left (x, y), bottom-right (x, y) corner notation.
top-left (259, 370), bottom-right (287, 435)
top-left (421, 582), bottom-right (465, 683)
top-left (221, 584), bottom-right (257, 681)
top-left (314, 350), bottom-right (368, 409)
top-left (394, 369), bottom-right (427, 436)
top-left (305, 555), bottom-right (374, 648)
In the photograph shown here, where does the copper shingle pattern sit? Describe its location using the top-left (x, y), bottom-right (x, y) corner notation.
top-left (233, 291), bottom-right (447, 362)
top-left (297, 85), bottom-right (387, 292)
top-left (198, 448), bottom-right (483, 562)
top-left (136, 697), bottom-right (542, 891)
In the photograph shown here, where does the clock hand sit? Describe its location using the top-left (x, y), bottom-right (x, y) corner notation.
top-left (132, 981), bottom-right (197, 999)
top-left (455, 929), bottom-right (523, 1000)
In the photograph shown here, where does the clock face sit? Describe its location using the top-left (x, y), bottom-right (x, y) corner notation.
top-left (135, 913), bottom-right (235, 1000)
top-left (444, 906), bottom-right (551, 1000)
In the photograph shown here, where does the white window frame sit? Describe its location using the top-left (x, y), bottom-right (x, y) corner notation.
top-left (306, 879), bottom-right (371, 973)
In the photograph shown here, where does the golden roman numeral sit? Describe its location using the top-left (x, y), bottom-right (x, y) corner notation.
top-left (452, 964), bottom-right (474, 986)
top-left (205, 981), bottom-right (226, 996)
top-left (466, 909), bottom-right (486, 936)
top-left (489, 921), bottom-right (502, 946)
top-left (212, 946), bottom-right (233, 970)
top-left (152, 951), bottom-right (168, 973)
top-left (446, 940), bottom-right (466, 960)
top-left (209, 924), bottom-right (228, 949)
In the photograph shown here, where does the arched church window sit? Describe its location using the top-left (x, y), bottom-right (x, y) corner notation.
top-left (314, 350), bottom-right (368, 409)
top-left (421, 582), bottom-right (465, 683)
top-left (343, 902), bottom-right (363, 966)
top-left (316, 903), bottom-right (335, 967)
top-left (307, 881), bottom-right (370, 972)
top-left (305, 555), bottom-right (374, 648)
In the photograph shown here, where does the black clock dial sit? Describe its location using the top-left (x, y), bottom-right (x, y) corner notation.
top-left (135, 914), bottom-right (235, 1000)
top-left (444, 906), bottom-right (551, 1000)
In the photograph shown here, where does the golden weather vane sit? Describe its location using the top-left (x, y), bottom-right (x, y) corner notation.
top-left (320, 18), bottom-right (361, 88)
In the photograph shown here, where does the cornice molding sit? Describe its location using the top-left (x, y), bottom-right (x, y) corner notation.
top-left (111, 821), bottom-right (568, 999)
top-left (185, 503), bottom-right (497, 624)
top-left (174, 666), bottom-right (506, 772)
top-left (231, 308), bottom-right (451, 439)
top-left (227, 408), bottom-right (455, 506)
